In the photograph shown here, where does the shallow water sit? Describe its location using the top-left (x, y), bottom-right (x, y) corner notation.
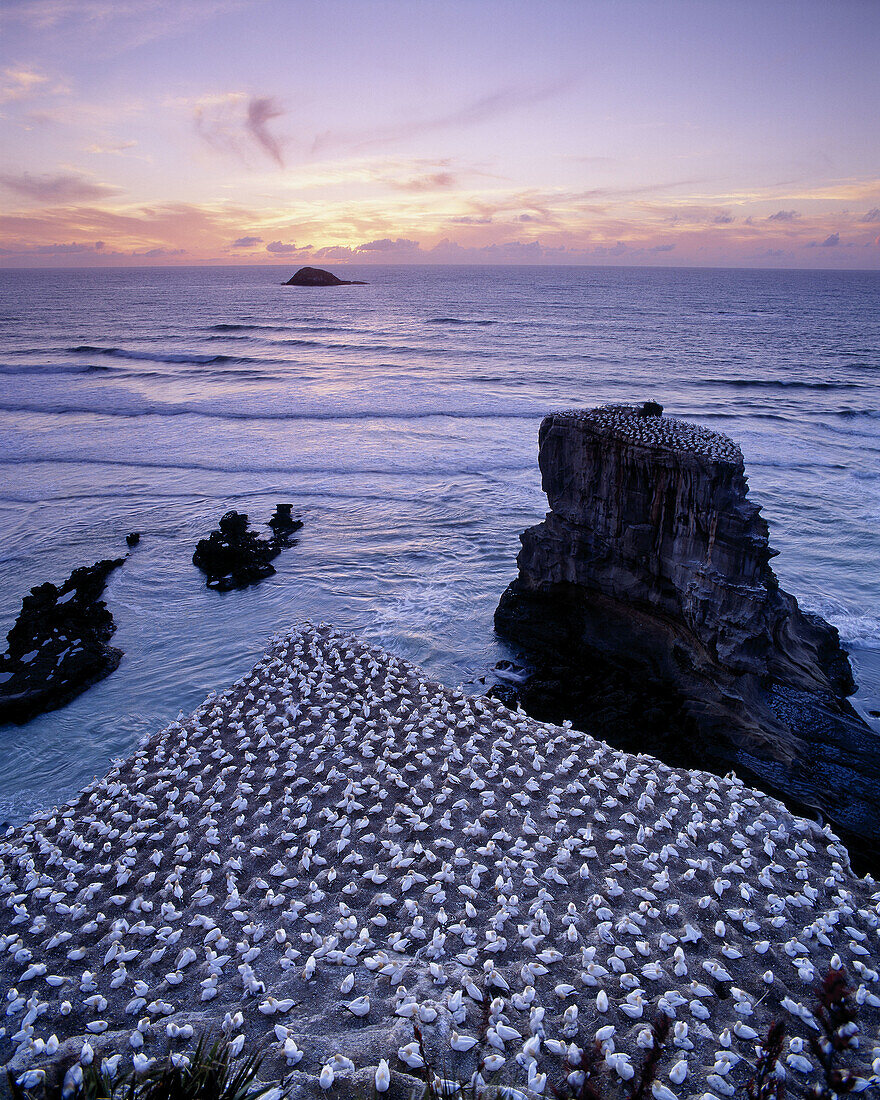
top-left (1, 263), bottom-right (878, 820)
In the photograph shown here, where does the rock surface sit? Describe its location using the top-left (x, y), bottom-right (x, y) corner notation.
top-left (495, 403), bottom-right (880, 872)
top-left (0, 558), bottom-right (125, 726)
top-left (1, 625), bottom-right (878, 1097)
top-left (284, 267), bottom-right (366, 287)
top-left (192, 506), bottom-right (303, 591)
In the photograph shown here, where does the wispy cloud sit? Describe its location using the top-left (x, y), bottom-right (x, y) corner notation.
top-left (0, 171), bottom-right (121, 202)
top-left (193, 92), bottom-right (286, 167)
top-left (311, 81), bottom-right (570, 156)
top-left (87, 139), bottom-right (138, 155)
top-left (245, 97), bottom-right (284, 167)
top-left (0, 1), bottom-right (264, 56)
top-left (385, 171), bottom-right (456, 192)
top-left (0, 66), bottom-right (48, 104)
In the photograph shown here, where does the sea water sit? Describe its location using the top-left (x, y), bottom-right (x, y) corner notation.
top-left (0, 263), bottom-right (878, 820)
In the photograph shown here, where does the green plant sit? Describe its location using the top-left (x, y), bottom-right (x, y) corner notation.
top-left (10, 1036), bottom-right (274, 1100)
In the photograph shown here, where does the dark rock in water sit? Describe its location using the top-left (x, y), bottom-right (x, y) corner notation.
top-left (495, 402), bottom-right (880, 871)
top-left (0, 558), bottom-right (125, 725)
top-left (193, 507), bottom-right (303, 591)
top-left (267, 503), bottom-right (303, 545)
top-left (126, 532), bottom-right (140, 547)
top-left (284, 266), bottom-right (366, 287)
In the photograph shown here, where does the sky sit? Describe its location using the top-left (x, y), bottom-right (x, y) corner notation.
top-left (1, 0), bottom-right (879, 268)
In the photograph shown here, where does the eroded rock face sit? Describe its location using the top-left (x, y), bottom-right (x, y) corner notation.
top-left (495, 403), bottom-right (880, 867)
top-left (0, 558), bottom-right (125, 725)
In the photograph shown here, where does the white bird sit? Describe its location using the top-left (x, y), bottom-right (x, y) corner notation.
top-left (345, 996), bottom-right (370, 1017)
top-left (375, 1059), bottom-right (390, 1093)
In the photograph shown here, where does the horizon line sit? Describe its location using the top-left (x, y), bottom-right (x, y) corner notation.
top-left (2, 261), bottom-right (879, 275)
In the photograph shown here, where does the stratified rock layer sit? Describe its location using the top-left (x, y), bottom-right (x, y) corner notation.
top-left (495, 404), bottom-right (880, 867)
top-left (0, 558), bottom-right (125, 725)
top-left (1, 625), bottom-right (878, 1098)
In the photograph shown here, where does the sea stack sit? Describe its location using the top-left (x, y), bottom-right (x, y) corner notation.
top-left (495, 402), bottom-right (880, 866)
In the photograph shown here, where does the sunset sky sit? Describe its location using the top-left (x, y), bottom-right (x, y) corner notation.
top-left (2, 0), bottom-right (879, 268)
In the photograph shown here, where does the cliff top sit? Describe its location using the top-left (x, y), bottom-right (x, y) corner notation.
top-left (2, 624), bottom-right (879, 1097)
top-left (556, 402), bottom-right (744, 465)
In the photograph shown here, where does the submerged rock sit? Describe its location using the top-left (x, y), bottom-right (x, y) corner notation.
top-left (495, 402), bottom-right (880, 870)
top-left (193, 506), bottom-right (302, 591)
top-left (0, 557), bottom-right (125, 725)
top-left (284, 266), bottom-right (366, 286)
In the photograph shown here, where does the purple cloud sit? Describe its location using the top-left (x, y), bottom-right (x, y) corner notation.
top-left (860, 208), bottom-right (880, 223)
top-left (0, 171), bottom-right (120, 203)
top-left (356, 237), bottom-right (420, 252)
top-left (768, 210), bottom-right (799, 222)
top-left (312, 81), bottom-right (570, 156)
top-left (821, 232), bottom-right (840, 246)
top-left (194, 93), bottom-right (286, 168)
top-left (312, 245), bottom-right (354, 260)
top-left (246, 97), bottom-right (284, 167)
top-left (232, 235), bottom-right (263, 247)
top-left (266, 240), bottom-right (310, 254)
top-left (0, 241), bottom-right (184, 257)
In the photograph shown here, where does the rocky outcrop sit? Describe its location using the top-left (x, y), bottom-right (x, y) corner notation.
top-left (3, 626), bottom-right (878, 1096)
top-left (193, 506), bottom-right (302, 591)
top-left (495, 402), bottom-right (880, 868)
top-left (0, 558), bottom-right (125, 725)
top-left (284, 266), bottom-right (366, 286)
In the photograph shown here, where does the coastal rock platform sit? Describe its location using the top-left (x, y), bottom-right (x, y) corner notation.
top-left (1, 625), bottom-right (878, 1097)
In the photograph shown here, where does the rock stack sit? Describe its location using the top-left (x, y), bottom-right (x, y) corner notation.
top-left (495, 403), bottom-right (880, 869)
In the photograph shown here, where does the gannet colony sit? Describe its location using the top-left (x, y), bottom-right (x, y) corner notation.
top-left (1, 623), bottom-right (878, 1097)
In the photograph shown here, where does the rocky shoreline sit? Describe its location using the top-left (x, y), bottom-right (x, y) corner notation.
top-left (1, 625), bottom-right (878, 1097)
top-left (0, 558), bottom-right (126, 726)
top-left (495, 404), bottom-right (880, 875)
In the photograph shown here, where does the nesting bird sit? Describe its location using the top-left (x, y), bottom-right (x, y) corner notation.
top-left (0, 623), bottom-right (877, 1097)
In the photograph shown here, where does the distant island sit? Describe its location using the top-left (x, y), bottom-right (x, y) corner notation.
top-left (283, 266), bottom-right (367, 286)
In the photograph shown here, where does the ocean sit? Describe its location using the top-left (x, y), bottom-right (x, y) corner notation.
top-left (0, 263), bottom-right (878, 822)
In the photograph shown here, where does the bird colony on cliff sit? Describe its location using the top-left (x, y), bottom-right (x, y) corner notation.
top-left (1, 624), bottom-right (878, 1097)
